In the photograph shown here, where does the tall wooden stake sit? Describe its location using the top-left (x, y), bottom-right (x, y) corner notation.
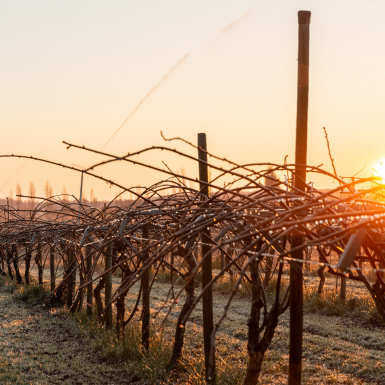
top-left (1, 247), bottom-right (4, 271)
top-left (198, 133), bottom-right (215, 383)
top-left (340, 276), bottom-right (346, 301)
top-left (67, 240), bottom-right (75, 307)
top-left (105, 242), bottom-right (113, 329)
top-left (289, 10), bottom-right (311, 385)
top-left (86, 244), bottom-right (93, 316)
top-left (50, 246), bottom-right (55, 292)
top-left (141, 224), bottom-right (150, 351)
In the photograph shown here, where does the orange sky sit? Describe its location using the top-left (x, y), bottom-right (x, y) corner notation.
top-left (1, 0), bottom-right (384, 201)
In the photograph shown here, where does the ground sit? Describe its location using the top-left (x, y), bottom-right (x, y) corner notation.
top-left (1, 268), bottom-right (385, 384)
top-left (0, 285), bottom-right (136, 385)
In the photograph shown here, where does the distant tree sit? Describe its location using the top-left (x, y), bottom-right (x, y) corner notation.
top-left (179, 167), bottom-right (204, 192)
top-left (15, 184), bottom-right (22, 209)
top-left (81, 191), bottom-right (87, 203)
top-left (90, 189), bottom-right (97, 205)
top-left (43, 181), bottom-right (53, 199)
top-left (61, 186), bottom-right (68, 202)
top-left (136, 184), bottom-right (141, 197)
top-left (114, 190), bottom-right (121, 206)
top-left (264, 168), bottom-right (279, 186)
top-left (178, 167), bottom-right (187, 193)
top-left (177, 166), bottom-right (196, 191)
top-left (28, 181), bottom-right (36, 205)
top-left (9, 189), bottom-right (14, 208)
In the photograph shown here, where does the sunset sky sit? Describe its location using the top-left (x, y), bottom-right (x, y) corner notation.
top-left (1, 0), bottom-right (384, 201)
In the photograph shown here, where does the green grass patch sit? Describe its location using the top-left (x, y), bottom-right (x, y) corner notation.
top-left (14, 282), bottom-right (51, 306)
top-left (0, 275), bottom-right (52, 306)
top-left (213, 273), bottom-right (249, 298)
top-left (303, 284), bottom-right (385, 325)
top-left (0, 357), bottom-right (27, 385)
top-left (0, 276), bottom-right (18, 293)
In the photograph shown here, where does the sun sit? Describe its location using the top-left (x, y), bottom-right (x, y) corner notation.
top-left (373, 159), bottom-right (385, 180)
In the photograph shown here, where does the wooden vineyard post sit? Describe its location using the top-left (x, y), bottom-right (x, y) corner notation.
top-left (36, 244), bottom-right (43, 285)
top-left (13, 245), bottom-right (23, 284)
top-left (50, 246), bottom-right (55, 292)
top-left (67, 238), bottom-right (76, 308)
top-left (220, 252), bottom-right (225, 271)
top-left (86, 244), bottom-right (93, 316)
top-left (289, 11), bottom-right (311, 385)
top-left (1, 247), bottom-right (4, 272)
top-left (358, 246), bottom-right (363, 269)
top-left (141, 224), bottom-right (150, 351)
top-left (24, 246), bottom-right (32, 285)
top-left (170, 251), bottom-right (174, 286)
top-left (340, 277), bottom-right (347, 301)
top-left (105, 242), bottom-right (113, 329)
top-left (198, 133), bottom-right (215, 383)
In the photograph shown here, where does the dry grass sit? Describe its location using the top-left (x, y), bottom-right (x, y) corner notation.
top-left (72, 306), bottom-right (246, 385)
top-left (2, 269), bottom-right (385, 384)
top-left (155, 269), bottom-right (250, 298)
top-left (0, 276), bottom-right (134, 384)
top-left (71, 271), bottom-right (385, 384)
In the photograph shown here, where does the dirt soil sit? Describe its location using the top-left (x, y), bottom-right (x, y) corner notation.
top-left (0, 285), bottom-right (136, 385)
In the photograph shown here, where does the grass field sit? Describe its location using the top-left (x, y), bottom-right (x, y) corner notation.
top-left (1, 263), bottom-right (385, 384)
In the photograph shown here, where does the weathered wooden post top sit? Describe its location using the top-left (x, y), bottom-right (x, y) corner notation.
top-left (294, 10), bottom-right (311, 192)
